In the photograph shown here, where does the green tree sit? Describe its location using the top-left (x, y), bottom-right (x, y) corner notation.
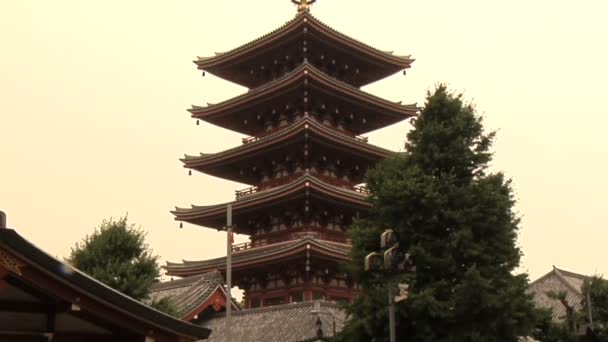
top-left (338, 86), bottom-right (536, 342)
top-left (69, 216), bottom-right (160, 301)
top-left (583, 276), bottom-right (608, 341)
top-left (149, 296), bottom-right (179, 317)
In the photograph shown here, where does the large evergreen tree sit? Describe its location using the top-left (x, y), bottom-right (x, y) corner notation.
top-left (69, 216), bottom-right (160, 301)
top-left (338, 86), bottom-right (536, 341)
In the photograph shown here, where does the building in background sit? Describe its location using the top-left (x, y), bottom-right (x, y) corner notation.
top-left (153, 3), bottom-right (416, 340)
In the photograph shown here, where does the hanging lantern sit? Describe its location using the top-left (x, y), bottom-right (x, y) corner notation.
top-left (188, 170), bottom-right (192, 176)
top-left (196, 120), bottom-right (200, 125)
top-left (202, 71), bottom-right (206, 76)
top-left (179, 222), bottom-right (183, 228)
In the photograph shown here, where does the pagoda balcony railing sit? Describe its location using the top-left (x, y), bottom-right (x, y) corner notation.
top-left (235, 186), bottom-right (259, 198)
top-left (232, 241), bottom-right (252, 252)
top-left (242, 136), bottom-right (259, 144)
top-left (354, 184), bottom-right (370, 195)
top-left (235, 173), bottom-right (304, 199)
top-left (236, 173), bottom-right (366, 199)
top-left (231, 232), bottom-right (350, 253)
top-left (240, 117), bottom-right (369, 145)
top-left (243, 132), bottom-right (367, 144)
top-left (355, 135), bottom-right (368, 143)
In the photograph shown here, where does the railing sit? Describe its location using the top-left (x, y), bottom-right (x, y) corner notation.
top-left (355, 135), bottom-right (368, 143)
top-left (230, 230), bottom-right (350, 253)
top-left (354, 184), bottom-right (370, 195)
top-left (242, 136), bottom-right (260, 144)
top-left (231, 241), bottom-right (252, 252)
top-left (313, 172), bottom-right (352, 188)
top-left (235, 186), bottom-right (258, 198)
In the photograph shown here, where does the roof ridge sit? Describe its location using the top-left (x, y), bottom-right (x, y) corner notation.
top-left (552, 267), bottom-right (585, 296)
top-left (553, 266), bottom-right (591, 280)
top-left (206, 300), bottom-right (340, 317)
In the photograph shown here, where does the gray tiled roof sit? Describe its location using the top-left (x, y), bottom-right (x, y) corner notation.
top-left (197, 301), bottom-right (346, 342)
top-left (150, 271), bottom-right (229, 319)
top-left (528, 267), bottom-right (590, 321)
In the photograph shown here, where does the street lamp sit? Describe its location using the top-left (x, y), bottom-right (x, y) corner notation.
top-left (365, 229), bottom-right (415, 342)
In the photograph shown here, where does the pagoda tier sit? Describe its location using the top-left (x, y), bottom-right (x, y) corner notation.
top-left (165, 237), bottom-right (359, 307)
top-left (190, 63), bottom-right (417, 136)
top-left (173, 173), bottom-right (370, 245)
top-left (182, 117), bottom-right (396, 185)
top-left (195, 12), bottom-right (413, 89)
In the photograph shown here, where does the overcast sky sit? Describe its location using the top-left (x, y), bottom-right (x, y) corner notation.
top-left (1, 0), bottom-right (607, 282)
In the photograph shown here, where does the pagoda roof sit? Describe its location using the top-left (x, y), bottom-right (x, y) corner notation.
top-left (182, 117), bottom-right (394, 185)
top-left (172, 173), bottom-right (371, 231)
top-left (0, 226), bottom-right (210, 341)
top-left (195, 12), bottom-right (414, 88)
top-left (165, 237), bottom-right (350, 277)
top-left (190, 62), bottom-right (417, 136)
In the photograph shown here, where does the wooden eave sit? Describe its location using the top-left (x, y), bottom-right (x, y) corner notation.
top-left (182, 117), bottom-right (394, 185)
top-left (0, 228), bottom-right (211, 341)
top-left (171, 173), bottom-right (370, 230)
top-left (189, 62), bottom-right (417, 135)
top-left (165, 237), bottom-right (350, 277)
top-left (195, 12), bottom-right (413, 88)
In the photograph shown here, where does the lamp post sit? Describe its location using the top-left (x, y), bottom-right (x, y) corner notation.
top-left (364, 229), bottom-right (415, 342)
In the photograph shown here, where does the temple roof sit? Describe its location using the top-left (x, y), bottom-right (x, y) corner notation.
top-left (182, 117), bottom-right (394, 185)
top-left (172, 173), bottom-right (371, 230)
top-left (165, 237), bottom-right (350, 277)
top-left (197, 301), bottom-right (346, 342)
top-left (528, 266), bottom-right (590, 322)
top-left (190, 62), bottom-right (417, 135)
top-left (149, 271), bottom-right (238, 321)
top-left (195, 12), bottom-right (413, 88)
top-left (0, 226), bottom-right (210, 341)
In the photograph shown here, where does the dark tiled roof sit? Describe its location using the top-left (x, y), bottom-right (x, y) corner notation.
top-left (0, 227), bottom-right (211, 340)
top-left (528, 266), bottom-right (590, 321)
top-left (182, 117), bottom-right (394, 166)
top-left (189, 62), bottom-right (417, 124)
top-left (150, 271), bottom-right (229, 319)
top-left (172, 173), bottom-right (370, 218)
top-left (165, 237), bottom-right (350, 276)
top-left (198, 301), bottom-right (346, 342)
top-left (194, 13), bottom-right (413, 88)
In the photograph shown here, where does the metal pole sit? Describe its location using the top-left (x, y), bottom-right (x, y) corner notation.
top-left (388, 279), bottom-right (396, 342)
top-left (226, 204), bottom-right (232, 341)
top-left (0, 211), bottom-right (6, 229)
top-left (587, 290), bottom-right (594, 327)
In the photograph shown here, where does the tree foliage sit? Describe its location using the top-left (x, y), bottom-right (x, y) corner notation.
top-left (582, 276), bottom-right (608, 341)
top-left (69, 216), bottom-right (160, 301)
top-left (338, 86), bottom-right (537, 341)
top-left (149, 296), bottom-right (180, 317)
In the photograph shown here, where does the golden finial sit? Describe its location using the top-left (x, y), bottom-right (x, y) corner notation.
top-left (291, 0), bottom-right (316, 13)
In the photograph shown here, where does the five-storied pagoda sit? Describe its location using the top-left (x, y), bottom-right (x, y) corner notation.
top-left (164, 1), bottom-right (416, 311)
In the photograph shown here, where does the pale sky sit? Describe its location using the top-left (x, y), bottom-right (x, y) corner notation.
top-left (1, 0), bottom-right (607, 283)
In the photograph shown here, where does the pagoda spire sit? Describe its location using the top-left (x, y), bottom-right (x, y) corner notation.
top-left (291, 0), bottom-right (316, 13)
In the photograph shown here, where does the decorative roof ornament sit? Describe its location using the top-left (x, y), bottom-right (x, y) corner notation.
top-left (291, 0), bottom-right (316, 14)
